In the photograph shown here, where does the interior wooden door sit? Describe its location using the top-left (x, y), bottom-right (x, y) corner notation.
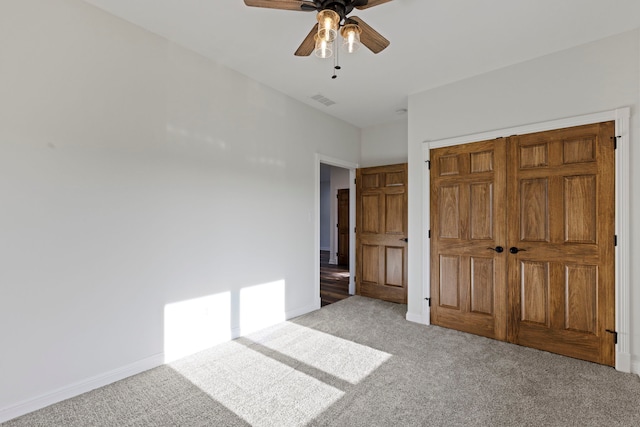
top-left (337, 188), bottom-right (350, 266)
top-left (506, 122), bottom-right (615, 366)
top-left (356, 163), bottom-right (408, 304)
top-left (430, 139), bottom-right (508, 340)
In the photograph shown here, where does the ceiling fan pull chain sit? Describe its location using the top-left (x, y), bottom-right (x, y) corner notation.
top-left (333, 39), bottom-right (341, 79)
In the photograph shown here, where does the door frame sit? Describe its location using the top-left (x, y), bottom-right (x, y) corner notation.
top-left (421, 107), bottom-right (631, 373)
top-left (315, 154), bottom-right (358, 306)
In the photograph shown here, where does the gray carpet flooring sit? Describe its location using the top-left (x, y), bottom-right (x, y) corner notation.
top-left (4, 296), bottom-right (640, 426)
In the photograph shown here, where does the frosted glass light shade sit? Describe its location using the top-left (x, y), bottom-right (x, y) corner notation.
top-left (341, 24), bottom-right (362, 53)
top-left (317, 9), bottom-right (339, 42)
top-left (314, 34), bottom-right (333, 58)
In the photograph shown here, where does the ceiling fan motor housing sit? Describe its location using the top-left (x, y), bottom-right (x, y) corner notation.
top-left (316, 0), bottom-right (363, 21)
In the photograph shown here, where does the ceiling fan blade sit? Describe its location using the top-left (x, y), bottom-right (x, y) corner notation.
top-left (350, 16), bottom-right (390, 54)
top-left (295, 23), bottom-right (318, 56)
top-left (354, 0), bottom-right (393, 10)
top-left (244, 0), bottom-right (317, 11)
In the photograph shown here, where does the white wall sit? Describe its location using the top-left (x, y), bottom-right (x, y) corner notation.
top-left (360, 118), bottom-right (408, 167)
top-left (0, 0), bottom-right (360, 419)
top-left (407, 29), bottom-right (640, 372)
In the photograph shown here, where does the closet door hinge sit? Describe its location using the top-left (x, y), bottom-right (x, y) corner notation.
top-left (611, 135), bottom-right (620, 149)
top-left (425, 160), bottom-right (431, 170)
top-left (615, 235), bottom-right (618, 247)
top-left (428, 229), bottom-right (431, 239)
top-left (424, 297), bottom-right (431, 307)
top-left (606, 329), bottom-right (618, 344)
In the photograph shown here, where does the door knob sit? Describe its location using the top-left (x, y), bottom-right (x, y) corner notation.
top-left (487, 246), bottom-right (504, 253)
top-left (509, 247), bottom-right (527, 254)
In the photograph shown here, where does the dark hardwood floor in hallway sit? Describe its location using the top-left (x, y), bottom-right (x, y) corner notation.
top-left (320, 250), bottom-right (350, 307)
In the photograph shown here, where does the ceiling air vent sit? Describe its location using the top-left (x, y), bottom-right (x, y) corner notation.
top-left (311, 94), bottom-right (336, 107)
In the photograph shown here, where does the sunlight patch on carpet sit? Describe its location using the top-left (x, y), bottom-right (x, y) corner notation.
top-left (171, 341), bottom-right (344, 427)
top-left (248, 322), bottom-right (392, 384)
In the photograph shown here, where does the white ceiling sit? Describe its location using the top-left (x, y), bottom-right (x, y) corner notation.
top-left (82, 0), bottom-right (640, 129)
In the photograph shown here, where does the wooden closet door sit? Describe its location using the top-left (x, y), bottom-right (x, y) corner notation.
top-left (430, 139), bottom-right (508, 340)
top-left (506, 122), bottom-right (615, 366)
top-left (356, 163), bottom-right (408, 304)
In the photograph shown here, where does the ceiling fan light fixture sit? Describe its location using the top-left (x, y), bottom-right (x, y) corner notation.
top-left (341, 23), bottom-right (362, 53)
top-left (317, 9), bottom-right (339, 42)
top-left (314, 34), bottom-right (333, 58)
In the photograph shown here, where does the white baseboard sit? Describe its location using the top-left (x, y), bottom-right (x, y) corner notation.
top-left (616, 351), bottom-right (632, 373)
top-left (631, 357), bottom-right (640, 377)
top-left (406, 311), bottom-right (428, 325)
top-left (286, 301), bottom-right (320, 320)
top-left (0, 353), bottom-right (164, 424)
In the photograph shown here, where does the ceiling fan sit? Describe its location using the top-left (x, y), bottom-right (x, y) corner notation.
top-left (243, 1), bottom-right (392, 58)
